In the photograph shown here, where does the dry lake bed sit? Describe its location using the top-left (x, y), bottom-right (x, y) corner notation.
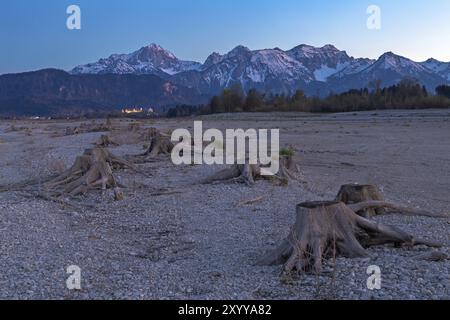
top-left (0, 109), bottom-right (449, 300)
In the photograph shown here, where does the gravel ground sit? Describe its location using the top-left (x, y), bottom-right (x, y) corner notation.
top-left (0, 110), bottom-right (449, 300)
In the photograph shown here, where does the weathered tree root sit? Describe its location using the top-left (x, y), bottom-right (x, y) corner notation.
top-left (258, 201), bottom-right (443, 274)
top-left (336, 184), bottom-right (448, 219)
top-left (43, 147), bottom-right (135, 200)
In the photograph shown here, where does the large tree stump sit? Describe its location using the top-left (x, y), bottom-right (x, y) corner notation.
top-left (43, 147), bottom-right (135, 200)
top-left (258, 201), bottom-right (442, 274)
top-left (336, 184), bottom-right (385, 218)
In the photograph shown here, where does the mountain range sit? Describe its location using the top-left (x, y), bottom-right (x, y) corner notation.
top-left (1, 43), bottom-right (449, 116)
top-left (71, 43), bottom-right (450, 96)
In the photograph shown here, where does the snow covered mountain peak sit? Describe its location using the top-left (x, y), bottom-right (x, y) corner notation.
top-left (421, 58), bottom-right (450, 80)
top-left (286, 44), bottom-right (372, 82)
top-left (71, 43), bottom-right (201, 76)
top-left (226, 45), bottom-right (251, 58)
top-left (365, 52), bottom-right (429, 74)
top-left (133, 43), bottom-right (178, 61)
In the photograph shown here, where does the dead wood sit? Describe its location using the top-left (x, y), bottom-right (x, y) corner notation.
top-left (258, 201), bottom-right (443, 274)
top-left (149, 188), bottom-right (184, 197)
top-left (236, 196), bottom-right (265, 207)
top-left (414, 251), bottom-right (448, 262)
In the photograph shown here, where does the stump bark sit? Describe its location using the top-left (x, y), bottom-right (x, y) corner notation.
top-left (258, 201), bottom-right (442, 274)
top-left (336, 184), bottom-right (385, 217)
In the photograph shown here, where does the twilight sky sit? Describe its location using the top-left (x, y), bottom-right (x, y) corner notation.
top-left (1, 0), bottom-right (449, 74)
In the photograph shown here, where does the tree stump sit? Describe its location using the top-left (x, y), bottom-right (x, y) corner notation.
top-left (140, 127), bottom-right (160, 141)
top-left (128, 122), bottom-right (142, 132)
top-left (201, 155), bottom-right (301, 186)
top-left (336, 184), bottom-right (385, 217)
top-left (142, 133), bottom-right (174, 158)
top-left (105, 118), bottom-right (113, 129)
top-left (43, 147), bottom-right (135, 200)
top-left (201, 164), bottom-right (262, 186)
top-left (94, 135), bottom-right (119, 147)
top-left (336, 184), bottom-right (448, 219)
top-left (258, 201), bottom-right (442, 274)
top-left (277, 154), bottom-right (302, 182)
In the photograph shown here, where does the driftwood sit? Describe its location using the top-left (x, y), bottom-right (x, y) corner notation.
top-left (414, 251), bottom-right (448, 262)
top-left (236, 196), bottom-right (265, 207)
top-left (258, 201), bottom-right (443, 274)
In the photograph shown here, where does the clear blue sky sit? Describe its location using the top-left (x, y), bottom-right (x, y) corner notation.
top-left (1, 0), bottom-right (449, 74)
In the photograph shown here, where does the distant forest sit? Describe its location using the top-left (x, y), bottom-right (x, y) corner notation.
top-left (167, 80), bottom-right (450, 117)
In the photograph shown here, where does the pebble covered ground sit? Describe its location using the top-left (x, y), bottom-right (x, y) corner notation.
top-left (0, 110), bottom-right (449, 300)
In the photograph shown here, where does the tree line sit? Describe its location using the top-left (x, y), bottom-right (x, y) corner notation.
top-left (166, 81), bottom-right (450, 117)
